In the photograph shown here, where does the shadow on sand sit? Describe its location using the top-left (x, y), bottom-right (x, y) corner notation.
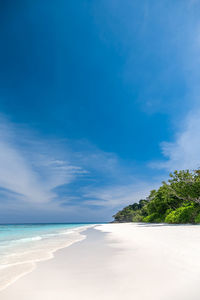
top-left (135, 222), bottom-right (198, 228)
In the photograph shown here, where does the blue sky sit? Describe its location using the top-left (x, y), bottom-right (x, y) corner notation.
top-left (0, 0), bottom-right (200, 222)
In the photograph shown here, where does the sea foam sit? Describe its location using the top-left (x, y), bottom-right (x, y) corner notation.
top-left (0, 223), bottom-right (93, 291)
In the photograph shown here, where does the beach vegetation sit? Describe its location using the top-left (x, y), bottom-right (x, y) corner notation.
top-left (113, 169), bottom-right (200, 224)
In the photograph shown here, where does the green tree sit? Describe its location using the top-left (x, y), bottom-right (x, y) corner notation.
top-left (113, 169), bottom-right (200, 224)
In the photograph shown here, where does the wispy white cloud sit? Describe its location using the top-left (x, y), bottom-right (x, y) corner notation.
top-left (0, 117), bottom-right (87, 208)
top-left (152, 110), bottom-right (200, 171)
top-left (82, 181), bottom-right (158, 209)
top-left (0, 117), bottom-right (150, 221)
top-left (144, 1), bottom-right (200, 173)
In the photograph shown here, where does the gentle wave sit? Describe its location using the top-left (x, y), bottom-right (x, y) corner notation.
top-left (0, 228), bottom-right (83, 248)
top-left (0, 224), bottom-right (94, 291)
top-left (9, 235), bottom-right (43, 244)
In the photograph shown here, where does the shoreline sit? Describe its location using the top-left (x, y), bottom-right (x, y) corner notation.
top-left (0, 224), bottom-right (94, 292)
top-left (1, 223), bottom-right (200, 299)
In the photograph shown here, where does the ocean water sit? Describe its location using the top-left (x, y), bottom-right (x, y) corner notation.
top-left (0, 223), bottom-right (94, 291)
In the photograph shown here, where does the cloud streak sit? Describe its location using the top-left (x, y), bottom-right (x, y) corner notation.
top-left (151, 110), bottom-right (200, 172)
top-left (0, 116), bottom-right (160, 222)
top-left (0, 118), bottom-right (87, 208)
top-left (82, 181), bottom-right (157, 209)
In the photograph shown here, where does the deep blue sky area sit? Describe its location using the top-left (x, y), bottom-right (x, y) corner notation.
top-left (0, 0), bottom-right (199, 222)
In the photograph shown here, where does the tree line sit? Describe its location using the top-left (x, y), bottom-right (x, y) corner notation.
top-left (113, 169), bottom-right (200, 224)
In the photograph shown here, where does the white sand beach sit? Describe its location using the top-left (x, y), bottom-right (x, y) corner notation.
top-left (1, 223), bottom-right (200, 300)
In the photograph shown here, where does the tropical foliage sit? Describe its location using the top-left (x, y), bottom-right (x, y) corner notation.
top-left (113, 169), bottom-right (200, 224)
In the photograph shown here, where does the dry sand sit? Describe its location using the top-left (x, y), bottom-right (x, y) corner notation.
top-left (1, 223), bottom-right (200, 300)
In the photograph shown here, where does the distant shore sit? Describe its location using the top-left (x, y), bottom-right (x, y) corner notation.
top-left (1, 223), bottom-right (200, 300)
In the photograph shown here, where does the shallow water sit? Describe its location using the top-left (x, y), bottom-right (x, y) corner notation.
top-left (0, 223), bottom-right (93, 291)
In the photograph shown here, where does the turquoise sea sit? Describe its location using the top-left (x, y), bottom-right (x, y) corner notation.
top-left (0, 223), bottom-right (94, 291)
